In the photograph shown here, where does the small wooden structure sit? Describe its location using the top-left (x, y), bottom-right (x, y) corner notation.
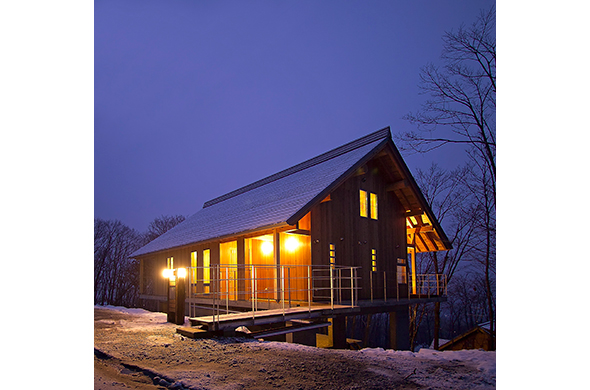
top-left (438, 321), bottom-right (496, 351)
top-left (131, 127), bottom-right (452, 349)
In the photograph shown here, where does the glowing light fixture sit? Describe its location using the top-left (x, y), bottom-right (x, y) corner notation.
top-left (177, 267), bottom-right (187, 278)
top-left (261, 241), bottom-right (274, 255)
top-left (162, 268), bottom-right (174, 279)
top-left (285, 236), bottom-right (299, 252)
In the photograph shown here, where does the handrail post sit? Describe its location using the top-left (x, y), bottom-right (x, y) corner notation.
top-left (330, 265), bottom-right (334, 310)
top-left (354, 268), bottom-right (357, 306)
top-left (436, 274), bottom-right (440, 296)
top-left (281, 266), bottom-right (285, 316)
top-left (350, 267), bottom-right (354, 306)
top-left (288, 267), bottom-right (291, 308)
top-left (251, 264), bottom-right (255, 320)
top-left (370, 271), bottom-right (373, 303)
top-left (308, 265), bottom-right (311, 314)
top-left (254, 267), bottom-right (258, 312)
top-left (383, 271), bottom-right (387, 302)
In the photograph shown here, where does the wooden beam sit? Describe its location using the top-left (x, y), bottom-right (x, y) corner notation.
top-left (416, 233), bottom-right (434, 252)
top-left (386, 180), bottom-right (408, 192)
top-left (407, 225), bottom-right (433, 234)
top-left (405, 209), bottom-right (425, 217)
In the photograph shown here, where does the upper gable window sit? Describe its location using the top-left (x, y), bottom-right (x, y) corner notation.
top-left (360, 190), bottom-right (378, 220)
top-left (370, 193), bottom-right (378, 220)
top-left (360, 190), bottom-right (368, 218)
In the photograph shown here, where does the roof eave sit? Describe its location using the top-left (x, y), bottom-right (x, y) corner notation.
top-left (384, 139), bottom-right (453, 251)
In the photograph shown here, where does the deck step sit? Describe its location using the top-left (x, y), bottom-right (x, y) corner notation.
top-left (237, 321), bottom-right (331, 339)
top-left (176, 326), bottom-right (212, 339)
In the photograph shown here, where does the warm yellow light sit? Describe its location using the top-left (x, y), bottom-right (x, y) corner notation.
top-left (162, 268), bottom-right (173, 279)
top-left (261, 241), bottom-right (274, 255)
top-left (177, 267), bottom-right (187, 278)
top-left (285, 236), bottom-right (299, 252)
top-left (360, 190), bottom-right (368, 217)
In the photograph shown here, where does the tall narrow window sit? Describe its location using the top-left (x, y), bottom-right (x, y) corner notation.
top-left (203, 249), bottom-right (210, 293)
top-left (190, 251), bottom-right (197, 284)
top-left (360, 190), bottom-right (368, 218)
top-left (329, 243), bottom-right (336, 268)
top-left (371, 249), bottom-right (377, 271)
top-left (370, 193), bottom-right (378, 220)
top-left (397, 258), bottom-right (407, 284)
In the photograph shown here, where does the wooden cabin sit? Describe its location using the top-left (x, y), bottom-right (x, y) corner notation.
top-left (131, 127), bottom-right (451, 349)
top-left (438, 321), bottom-right (496, 351)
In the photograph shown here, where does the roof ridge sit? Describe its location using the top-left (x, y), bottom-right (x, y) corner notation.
top-left (202, 126), bottom-right (391, 208)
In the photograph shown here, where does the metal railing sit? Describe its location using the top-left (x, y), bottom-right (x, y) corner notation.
top-left (415, 273), bottom-right (447, 297)
top-left (185, 264), bottom-right (361, 322)
top-left (181, 265), bottom-right (447, 326)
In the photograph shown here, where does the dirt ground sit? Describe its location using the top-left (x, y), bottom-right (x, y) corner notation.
top-left (94, 307), bottom-right (494, 389)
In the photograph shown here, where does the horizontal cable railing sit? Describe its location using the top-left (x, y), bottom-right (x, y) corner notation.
top-left (414, 273), bottom-right (447, 297)
top-left (170, 265), bottom-right (447, 327)
top-left (184, 264), bottom-right (361, 323)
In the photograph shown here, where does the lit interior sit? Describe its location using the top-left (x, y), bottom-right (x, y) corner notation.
top-left (285, 235), bottom-right (300, 252)
top-left (360, 190), bottom-right (368, 217)
top-left (261, 241), bottom-right (274, 255)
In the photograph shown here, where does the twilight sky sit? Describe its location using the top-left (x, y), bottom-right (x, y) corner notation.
top-left (95, 0), bottom-right (495, 232)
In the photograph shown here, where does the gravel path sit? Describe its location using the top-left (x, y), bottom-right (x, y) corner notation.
top-left (94, 307), bottom-right (495, 389)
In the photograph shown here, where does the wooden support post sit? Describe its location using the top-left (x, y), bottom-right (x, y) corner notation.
top-left (409, 247), bottom-right (417, 295)
top-left (332, 316), bottom-right (347, 349)
top-left (363, 314), bottom-right (372, 348)
top-left (389, 307), bottom-right (410, 350)
top-left (175, 274), bottom-right (186, 325)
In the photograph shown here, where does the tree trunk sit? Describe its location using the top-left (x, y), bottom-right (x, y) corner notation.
top-left (433, 253), bottom-right (440, 350)
top-left (434, 302), bottom-right (440, 350)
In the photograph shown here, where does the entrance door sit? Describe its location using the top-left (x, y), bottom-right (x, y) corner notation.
top-left (220, 241), bottom-right (238, 300)
top-left (245, 234), bottom-right (276, 300)
top-left (280, 231), bottom-right (311, 301)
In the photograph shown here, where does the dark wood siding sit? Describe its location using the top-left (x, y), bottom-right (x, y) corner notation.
top-left (310, 157), bottom-right (406, 300)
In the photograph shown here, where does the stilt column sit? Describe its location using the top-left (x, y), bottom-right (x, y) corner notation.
top-left (389, 306), bottom-right (410, 350)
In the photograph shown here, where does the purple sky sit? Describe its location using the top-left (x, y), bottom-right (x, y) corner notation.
top-left (95, 0), bottom-right (495, 232)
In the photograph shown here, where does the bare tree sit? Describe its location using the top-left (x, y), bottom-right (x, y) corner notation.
top-left (400, 6), bottom-right (496, 350)
top-left (94, 218), bottom-right (143, 307)
top-left (144, 214), bottom-right (186, 243)
top-left (412, 164), bottom-right (479, 349)
top-left (399, 6), bottom-right (496, 199)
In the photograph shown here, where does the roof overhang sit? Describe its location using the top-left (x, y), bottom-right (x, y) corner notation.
top-left (287, 136), bottom-right (452, 253)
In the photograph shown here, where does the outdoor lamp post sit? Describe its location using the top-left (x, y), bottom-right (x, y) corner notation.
top-left (162, 268), bottom-right (187, 325)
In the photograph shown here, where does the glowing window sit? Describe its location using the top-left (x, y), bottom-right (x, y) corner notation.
top-left (360, 190), bottom-right (368, 218)
top-left (329, 243), bottom-right (335, 268)
top-left (397, 258), bottom-right (407, 284)
top-left (203, 249), bottom-right (210, 293)
top-left (190, 251), bottom-right (197, 283)
top-left (371, 249), bottom-right (377, 271)
top-left (370, 193), bottom-right (378, 220)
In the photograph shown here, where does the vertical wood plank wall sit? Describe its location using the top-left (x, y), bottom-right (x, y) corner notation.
top-left (310, 158), bottom-right (406, 300)
top-left (139, 156), bottom-right (408, 306)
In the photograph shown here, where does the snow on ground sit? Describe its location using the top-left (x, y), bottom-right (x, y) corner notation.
top-left (95, 304), bottom-right (177, 331)
top-left (94, 305), bottom-right (496, 389)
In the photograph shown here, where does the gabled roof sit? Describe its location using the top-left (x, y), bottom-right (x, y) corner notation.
top-left (131, 127), bottom-right (451, 257)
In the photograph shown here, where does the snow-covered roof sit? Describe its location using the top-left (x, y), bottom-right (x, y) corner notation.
top-left (131, 128), bottom-right (390, 257)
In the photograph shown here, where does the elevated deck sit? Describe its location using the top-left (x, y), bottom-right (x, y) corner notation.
top-left (190, 304), bottom-right (359, 331)
top-left (189, 295), bottom-right (446, 332)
